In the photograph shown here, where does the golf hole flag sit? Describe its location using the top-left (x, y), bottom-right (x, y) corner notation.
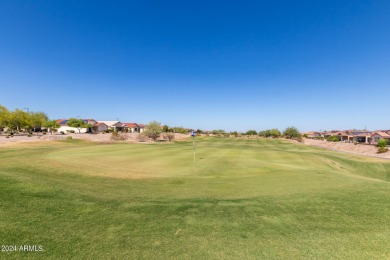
top-left (191, 130), bottom-right (196, 162)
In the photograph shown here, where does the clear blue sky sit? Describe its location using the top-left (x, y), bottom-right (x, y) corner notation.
top-left (1, 1), bottom-right (389, 132)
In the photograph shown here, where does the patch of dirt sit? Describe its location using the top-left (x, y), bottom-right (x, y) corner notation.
top-left (299, 139), bottom-right (390, 160)
top-left (0, 133), bottom-right (190, 146)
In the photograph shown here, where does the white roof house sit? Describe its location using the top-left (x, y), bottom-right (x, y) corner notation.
top-left (97, 121), bottom-right (123, 131)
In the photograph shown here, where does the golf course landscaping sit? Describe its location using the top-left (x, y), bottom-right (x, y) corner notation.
top-left (1, 137), bottom-right (389, 259)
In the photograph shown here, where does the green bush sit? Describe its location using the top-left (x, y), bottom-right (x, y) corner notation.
top-left (377, 139), bottom-right (388, 148)
top-left (283, 127), bottom-right (300, 139)
top-left (326, 136), bottom-right (339, 142)
top-left (66, 136), bottom-right (73, 140)
top-left (377, 147), bottom-right (389, 153)
top-left (27, 134), bottom-right (32, 137)
top-left (69, 130), bottom-right (75, 134)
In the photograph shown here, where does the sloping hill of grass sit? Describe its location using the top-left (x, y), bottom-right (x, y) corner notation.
top-left (0, 137), bottom-right (389, 259)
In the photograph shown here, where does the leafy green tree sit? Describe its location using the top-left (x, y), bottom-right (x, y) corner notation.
top-left (230, 131), bottom-right (238, 137)
top-left (8, 109), bottom-right (31, 132)
top-left (30, 112), bottom-right (48, 132)
top-left (211, 129), bottom-right (226, 135)
top-left (44, 120), bottom-right (60, 135)
top-left (283, 126), bottom-right (301, 139)
top-left (162, 125), bottom-right (170, 132)
top-left (144, 121), bottom-right (163, 141)
top-left (377, 139), bottom-right (388, 148)
top-left (326, 135), bottom-right (339, 142)
top-left (270, 128), bottom-right (281, 138)
top-left (0, 105), bottom-right (10, 132)
top-left (245, 130), bottom-right (257, 135)
top-left (171, 126), bottom-right (187, 134)
top-left (377, 139), bottom-right (389, 153)
top-left (67, 118), bottom-right (90, 133)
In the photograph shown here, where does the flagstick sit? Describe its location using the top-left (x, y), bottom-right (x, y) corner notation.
top-left (192, 130), bottom-right (196, 163)
top-left (193, 135), bottom-right (196, 163)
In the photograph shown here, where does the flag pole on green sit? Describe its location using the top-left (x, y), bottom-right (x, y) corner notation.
top-left (191, 130), bottom-right (196, 163)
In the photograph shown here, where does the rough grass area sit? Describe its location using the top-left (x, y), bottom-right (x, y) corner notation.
top-left (0, 137), bottom-right (389, 259)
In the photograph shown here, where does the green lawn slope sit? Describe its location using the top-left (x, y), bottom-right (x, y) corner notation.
top-left (0, 137), bottom-right (389, 259)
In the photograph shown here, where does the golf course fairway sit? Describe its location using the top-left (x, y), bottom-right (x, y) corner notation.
top-left (1, 137), bottom-right (389, 259)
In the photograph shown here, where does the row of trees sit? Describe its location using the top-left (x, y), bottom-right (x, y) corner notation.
top-left (0, 104), bottom-right (93, 135)
top-left (0, 105), bottom-right (50, 133)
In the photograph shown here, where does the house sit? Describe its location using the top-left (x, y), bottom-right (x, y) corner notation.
top-left (92, 122), bottom-right (109, 133)
top-left (351, 131), bottom-right (372, 143)
top-left (123, 123), bottom-right (138, 133)
top-left (370, 131), bottom-right (390, 145)
top-left (56, 119), bottom-right (98, 133)
top-left (337, 131), bottom-right (354, 142)
top-left (122, 123), bottom-right (145, 133)
top-left (303, 131), bottom-right (321, 139)
top-left (97, 121), bottom-right (124, 132)
top-left (138, 124), bottom-right (145, 133)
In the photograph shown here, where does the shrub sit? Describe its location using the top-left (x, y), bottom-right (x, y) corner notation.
top-left (166, 132), bottom-right (175, 141)
top-left (245, 130), bottom-right (257, 136)
top-left (69, 130), bottom-right (75, 134)
top-left (144, 121), bottom-right (162, 141)
top-left (377, 147), bottom-right (389, 153)
top-left (377, 139), bottom-right (388, 148)
top-left (27, 134), bottom-right (32, 137)
top-left (296, 136), bottom-right (303, 142)
top-left (43, 132), bottom-right (47, 135)
top-left (326, 136), bottom-right (339, 142)
top-left (66, 136), bottom-right (73, 140)
top-left (283, 127), bottom-right (301, 139)
top-left (60, 131), bottom-right (65, 135)
top-left (110, 132), bottom-right (128, 141)
top-left (138, 134), bottom-right (146, 142)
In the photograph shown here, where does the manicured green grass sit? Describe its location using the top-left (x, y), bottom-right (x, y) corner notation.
top-left (0, 137), bottom-right (389, 259)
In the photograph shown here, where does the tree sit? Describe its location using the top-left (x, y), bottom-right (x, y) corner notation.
top-left (144, 121), bottom-right (162, 141)
top-left (8, 109), bottom-right (30, 132)
top-left (377, 139), bottom-right (389, 153)
top-left (66, 118), bottom-right (90, 133)
top-left (211, 129), bottom-right (226, 135)
top-left (0, 105), bottom-right (10, 132)
top-left (245, 130), bottom-right (257, 136)
top-left (196, 129), bottom-right (203, 134)
top-left (283, 126), bottom-right (301, 139)
top-left (162, 125), bottom-right (170, 132)
top-left (230, 131), bottom-right (238, 137)
top-left (269, 128), bottom-right (281, 138)
top-left (165, 132), bottom-right (175, 141)
top-left (44, 120), bottom-right (60, 135)
top-left (30, 112), bottom-right (48, 132)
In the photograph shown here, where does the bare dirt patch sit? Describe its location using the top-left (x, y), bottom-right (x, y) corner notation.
top-left (0, 132), bottom-right (190, 146)
top-left (300, 139), bottom-right (390, 160)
